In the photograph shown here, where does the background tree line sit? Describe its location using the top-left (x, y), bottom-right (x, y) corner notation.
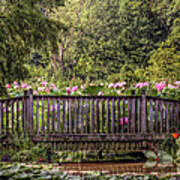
top-left (0, 0), bottom-right (179, 95)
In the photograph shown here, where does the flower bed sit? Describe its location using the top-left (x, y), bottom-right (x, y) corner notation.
top-left (4, 80), bottom-right (180, 99)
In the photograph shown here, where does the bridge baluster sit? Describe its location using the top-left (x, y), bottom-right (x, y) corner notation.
top-left (11, 100), bottom-right (14, 134)
top-left (160, 100), bottom-right (163, 134)
top-left (111, 98), bottom-right (115, 134)
top-left (57, 99), bottom-right (60, 133)
top-left (41, 97), bottom-right (45, 135)
top-left (116, 98), bottom-right (120, 134)
top-left (107, 99), bottom-right (110, 133)
top-left (36, 97), bottom-right (39, 135)
top-left (165, 102), bottom-right (169, 133)
top-left (101, 99), bottom-right (105, 133)
top-left (47, 97), bottom-right (50, 133)
top-left (149, 99), bottom-right (153, 133)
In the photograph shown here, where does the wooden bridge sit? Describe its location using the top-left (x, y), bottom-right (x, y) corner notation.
top-left (0, 89), bottom-right (179, 150)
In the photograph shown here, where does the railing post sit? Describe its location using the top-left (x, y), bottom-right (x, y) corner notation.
top-left (24, 90), bottom-right (28, 134)
top-left (28, 89), bottom-right (34, 135)
top-left (141, 90), bottom-right (147, 134)
top-left (25, 89), bottom-right (34, 135)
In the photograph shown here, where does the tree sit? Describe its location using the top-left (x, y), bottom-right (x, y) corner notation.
top-left (147, 0), bottom-right (180, 81)
top-left (0, 0), bottom-right (64, 95)
top-left (54, 0), bottom-right (168, 82)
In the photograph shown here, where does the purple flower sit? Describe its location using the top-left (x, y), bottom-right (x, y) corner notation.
top-left (120, 117), bottom-right (128, 125)
top-left (6, 84), bottom-right (11, 88)
top-left (21, 83), bottom-right (28, 88)
top-left (98, 91), bottom-right (104, 96)
top-left (13, 81), bottom-right (18, 85)
top-left (72, 86), bottom-right (78, 92)
top-left (66, 87), bottom-right (71, 94)
top-left (155, 82), bottom-right (166, 91)
top-left (41, 81), bottom-right (48, 86)
top-left (108, 83), bottom-right (114, 89)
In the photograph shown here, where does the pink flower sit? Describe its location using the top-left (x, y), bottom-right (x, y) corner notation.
top-left (26, 85), bottom-right (32, 90)
top-left (41, 81), bottom-right (48, 86)
top-left (14, 85), bottom-right (19, 89)
top-left (108, 83), bottom-right (114, 88)
top-left (143, 82), bottom-right (149, 86)
top-left (34, 90), bottom-right (38, 95)
top-left (168, 84), bottom-right (177, 89)
top-left (114, 82), bottom-right (126, 88)
top-left (175, 81), bottom-right (180, 86)
top-left (65, 157), bottom-right (71, 162)
top-left (6, 84), bottom-right (11, 88)
top-left (98, 91), bottom-right (104, 96)
top-left (21, 83), bottom-right (28, 88)
top-left (38, 87), bottom-right (45, 92)
top-left (155, 82), bottom-right (166, 92)
top-left (13, 81), bottom-right (18, 85)
top-left (120, 117), bottom-right (128, 125)
top-left (136, 83), bottom-right (144, 88)
top-left (45, 87), bottom-right (50, 93)
top-left (136, 82), bottom-right (149, 88)
top-left (117, 90), bottom-right (121, 95)
top-left (66, 87), bottom-right (71, 94)
top-left (50, 83), bottom-right (56, 88)
top-left (72, 86), bottom-right (78, 92)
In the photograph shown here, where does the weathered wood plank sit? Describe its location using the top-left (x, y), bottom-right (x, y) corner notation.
top-left (141, 92), bottom-right (147, 133)
top-left (107, 99), bottom-right (110, 133)
top-left (57, 99), bottom-right (60, 132)
top-left (22, 98), bottom-right (24, 132)
top-left (36, 97), bottom-right (39, 135)
top-left (111, 98), bottom-right (115, 134)
top-left (52, 99), bottom-right (55, 132)
top-left (41, 97), bottom-right (44, 134)
top-left (138, 98), bottom-right (141, 133)
top-left (91, 99), bottom-right (95, 133)
top-left (170, 103), bottom-right (174, 132)
top-left (101, 99), bottom-right (105, 133)
top-left (117, 98), bottom-right (120, 134)
top-left (81, 99), bottom-right (84, 133)
top-left (62, 100), bottom-right (66, 133)
top-left (160, 100), bottom-right (163, 133)
top-left (74, 99), bottom-right (77, 133)
top-left (122, 98), bottom-right (125, 133)
top-left (68, 99), bottom-right (72, 133)
top-left (11, 101), bottom-right (14, 134)
top-left (131, 97), bottom-right (136, 133)
top-left (16, 100), bottom-right (19, 133)
top-left (96, 99), bottom-right (100, 133)
top-left (149, 99), bottom-right (153, 133)
top-left (176, 102), bottom-right (179, 130)
top-left (155, 100), bottom-right (159, 133)
top-left (85, 100), bottom-right (89, 133)
top-left (5, 101), bottom-right (9, 135)
top-left (29, 90), bottom-right (34, 134)
top-left (0, 102), bottom-right (3, 134)
top-left (165, 102), bottom-right (169, 133)
top-left (47, 98), bottom-right (50, 133)
top-left (127, 98), bottom-right (131, 133)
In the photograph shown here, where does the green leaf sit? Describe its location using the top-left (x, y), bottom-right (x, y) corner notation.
top-left (143, 160), bottom-right (157, 168)
top-left (143, 151), bottom-right (157, 160)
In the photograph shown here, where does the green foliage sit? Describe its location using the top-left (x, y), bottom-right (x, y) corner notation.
top-left (52, 0), bottom-right (171, 82)
top-left (0, 0), bottom-right (64, 95)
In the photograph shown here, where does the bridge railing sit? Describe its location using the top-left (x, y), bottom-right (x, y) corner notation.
top-left (0, 90), bottom-right (179, 139)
